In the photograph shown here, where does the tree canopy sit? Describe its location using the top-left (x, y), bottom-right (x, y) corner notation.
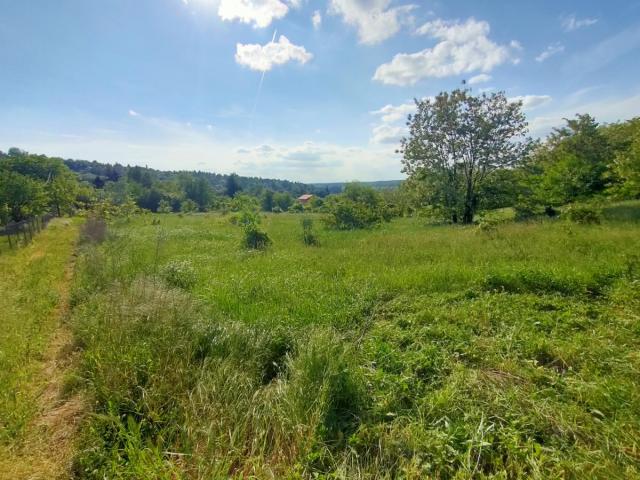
top-left (400, 89), bottom-right (531, 223)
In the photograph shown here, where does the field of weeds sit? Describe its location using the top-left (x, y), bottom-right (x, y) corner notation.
top-left (68, 208), bottom-right (640, 478)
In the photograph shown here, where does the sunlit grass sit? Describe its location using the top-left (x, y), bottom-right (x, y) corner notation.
top-left (0, 218), bottom-right (81, 443)
top-left (70, 211), bottom-right (640, 478)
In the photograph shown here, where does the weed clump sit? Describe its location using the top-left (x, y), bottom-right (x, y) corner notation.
top-left (302, 217), bottom-right (319, 246)
top-left (160, 260), bottom-right (197, 290)
top-left (564, 203), bottom-right (602, 224)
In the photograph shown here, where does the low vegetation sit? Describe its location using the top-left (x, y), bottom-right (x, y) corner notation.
top-left (65, 207), bottom-right (640, 478)
top-left (0, 219), bottom-right (81, 442)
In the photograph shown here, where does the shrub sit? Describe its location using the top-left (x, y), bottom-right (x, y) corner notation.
top-left (288, 202), bottom-right (304, 213)
top-left (302, 218), bottom-right (319, 246)
top-left (157, 199), bottom-right (173, 213)
top-left (323, 183), bottom-right (391, 230)
top-left (514, 198), bottom-right (543, 221)
top-left (160, 260), bottom-right (197, 290)
top-left (564, 203), bottom-right (602, 224)
top-left (180, 199), bottom-right (198, 214)
top-left (243, 224), bottom-right (271, 250)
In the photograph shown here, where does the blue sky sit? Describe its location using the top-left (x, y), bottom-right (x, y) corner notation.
top-left (1, 0), bottom-right (639, 182)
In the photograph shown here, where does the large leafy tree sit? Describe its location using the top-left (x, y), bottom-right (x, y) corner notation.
top-left (0, 171), bottom-right (49, 221)
top-left (1, 150), bottom-right (81, 220)
top-left (533, 114), bottom-right (611, 205)
top-left (612, 128), bottom-right (640, 198)
top-left (400, 89), bottom-right (530, 223)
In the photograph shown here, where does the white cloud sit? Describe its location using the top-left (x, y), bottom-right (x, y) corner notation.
top-left (235, 35), bottom-right (312, 71)
top-left (371, 102), bottom-right (415, 123)
top-left (328, 0), bottom-right (416, 45)
top-left (536, 43), bottom-right (565, 62)
top-left (510, 95), bottom-right (552, 110)
top-left (234, 141), bottom-right (402, 180)
top-left (468, 73), bottom-right (491, 85)
top-left (370, 101), bottom-right (419, 144)
top-left (371, 124), bottom-right (406, 144)
top-left (218, 0), bottom-right (289, 28)
top-left (312, 10), bottom-right (322, 30)
top-left (562, 14), bottom-right (598, 32)
top-left (128, 109), bottom-right (140, 117)
top-left (373, 18), bottom-right (520, 86)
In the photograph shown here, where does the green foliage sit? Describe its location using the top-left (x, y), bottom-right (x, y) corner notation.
top-left (180, 199), bottom-right (198, 213)
top-left (225, 173), bottom-right (242, 197)
top-left (301, 217), bottom-right (319, 246)
top-left (533, 115), bottom-right (612, 205)
top-left (242, 223), bottom-right (272, 250)
top-left (611, 125), bottom-right (640, 198)
top-left (0, 171), bottom-right (49, 221)
top-left (157, 199), bottom-right (173, 213)
top-left (160, 260), bottom-right (197, 290)
top-left (273, 191), bottom-right (294, 211)
top-left (401, 89), bottom-right (531, 223)
top-left (261, 189), bottom-right (275, 212)
top-left (0, 150), bottom-right (86, 221)
top-left (230, 208), bottom-right (272, 250)
top-left (323, 183), bottom-right (390, 230)
top-left (564, 203), bottom-right (603, 224)
top-left (288, 201), bottom-right (304, 213)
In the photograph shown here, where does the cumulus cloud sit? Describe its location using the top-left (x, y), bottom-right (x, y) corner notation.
top-left (536, 43), bottom-right (565, 62)
top-left (235, 35), bottom-right (312, 71)
top-left (218, 0), bottom-right (289, 28)
top-left (371, 102), bottom-right (415, 123)
top-left (370, 101), bottom-right (419, 144)
top-left (468, 73), bottom-right (491, 85)
top-left (128, 109), bottom-right (140, 117)
top-left (373, 18), bottom-right (520, 86)
top-left (312, 10), bottom-right (322, 29)
top-left (562, 14), bottom-right (598, 32)
top-left (371, 124), bottom-right (406, 144)
top-left (510, 95), bottom-right (552, 110)
top-left (328, 0), bottom-right (417, 45)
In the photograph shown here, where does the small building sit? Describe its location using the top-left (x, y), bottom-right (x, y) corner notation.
top-left (297, 194), bottom-right (314, 205)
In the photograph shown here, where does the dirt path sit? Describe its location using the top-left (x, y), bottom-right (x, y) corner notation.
top-left (0, 245), bottom-right (85, 479)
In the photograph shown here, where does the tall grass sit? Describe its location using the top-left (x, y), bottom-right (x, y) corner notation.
top-left (69, 212), bottom-right (640, 478)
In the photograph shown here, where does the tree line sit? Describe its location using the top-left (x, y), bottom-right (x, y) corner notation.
top-left (398, 89), bottom-right (640, 224)
top-left (1, 88), bottom-right (639, 227)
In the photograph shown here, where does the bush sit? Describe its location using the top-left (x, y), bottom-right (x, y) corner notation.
top-left (288, 202), bottom-right (304, 213)
top-left (302, 218), bottom-right (319, 246)
top-left (243, 224), bottom-right (271, 250)
top-left (514, 198), bottom-right (543, 221)
top-left (160, 260), bottom-right (197, 290)
top-left (323, 183), bottom-right (391, 230)
top-left (564, 203), bottom-right (602, 224)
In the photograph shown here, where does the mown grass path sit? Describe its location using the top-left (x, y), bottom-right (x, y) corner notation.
top-left (0, 218), bottom-right (83, 479)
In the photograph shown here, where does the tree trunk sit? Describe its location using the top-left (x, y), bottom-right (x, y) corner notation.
top-left (462, 202), bottom-right (474, 224)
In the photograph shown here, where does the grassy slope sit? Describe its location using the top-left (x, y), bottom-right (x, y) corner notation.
top-left (0, 219), bottom-right (81, 442)
top-left (70, 210), bottom-right (640, 478)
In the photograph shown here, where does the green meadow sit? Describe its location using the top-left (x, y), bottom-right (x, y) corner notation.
top-left (66, 204), bottom-right (640, 479)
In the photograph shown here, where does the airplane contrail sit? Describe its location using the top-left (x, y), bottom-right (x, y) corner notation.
top-left (249, 29), bottom-right (277, 131)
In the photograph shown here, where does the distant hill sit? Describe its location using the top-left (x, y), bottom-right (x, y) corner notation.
top-left (311, 180), bottom-right (404, 194)
top-left (63, 159), bottom-right (318, 196)
top-left (63, 158), bottom-right (404, 196)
